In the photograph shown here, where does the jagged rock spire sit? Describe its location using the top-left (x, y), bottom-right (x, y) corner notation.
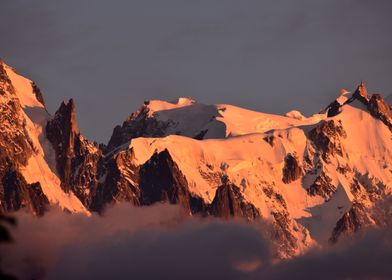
top-left (368, 94), bottom-right (392, 131)
top-left (353, 81), bottom-right (369, 102)
top-left (46, 99), bottom-right (79, 191)
top-left (59, 98), bottom-right (78, 134)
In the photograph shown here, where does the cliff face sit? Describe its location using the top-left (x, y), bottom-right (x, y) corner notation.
top-left (46, 99), bottom-right (79, 192)
top-left (0, 60), bottom-right (87, 214)
top-left (0, 61), bottom-right (44, 215)
top-left (0, 60), bottom-right (391, 257)
top-left (46, 100), bottom-right (104, 208)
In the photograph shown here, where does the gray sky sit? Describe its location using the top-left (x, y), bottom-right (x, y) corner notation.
top-left (1, 0), bottom-right (391, 143)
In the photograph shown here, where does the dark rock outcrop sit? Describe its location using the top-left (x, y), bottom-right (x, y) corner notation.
top-left (31, 81), bottom-right (46, 107)
top-left (46, 100), bottom-right (106, 209)
top-left (209, 184), bottom-right (260, 220)
top-left (0, 60), bottom-right (12, 95)
top-left (0, 62), bottom-right (41, 214)
top-left (263, 135), bottom-right (275, 147)
top-left (272, 212), bottom-right (299, 257)
top-left (0, 64), bottom-right (34, 167)
top-left (91, 149), bottom-right (140, 212)
top-left (368, 94), bottom-right (392, 130)
top-left (282, 153), bottom-right (302, 184)
top-left (325, 100), bottom-right (342, 117)
top-left (68, 135), bottom-right (103, 208)
top-left (46, 99), bottom-right (79, 192)
top-left (107, 105), bottom-right (169, 152)
top-left (329, 203), bottom-right (373, 243)
top-left (324, 82), bottom-right (392, 131)
top-left (139, 149), bottom-right (206, 214)
top-left (307, 171), bottom-right (336, 200)
top-left (308, 120), bottom-right (346, 162)
top-left (1, 170), bottom-right (49, 216)
top-left (352, 81), bottom-right (369, 104)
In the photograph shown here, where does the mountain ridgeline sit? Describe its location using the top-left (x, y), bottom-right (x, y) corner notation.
top-left (0, 59), bottom-right (391, 257)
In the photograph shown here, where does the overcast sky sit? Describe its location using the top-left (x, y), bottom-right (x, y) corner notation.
top-left (1, 0), bottom-right (391, 143)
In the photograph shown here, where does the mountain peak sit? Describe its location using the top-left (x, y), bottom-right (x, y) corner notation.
top-left (46, 98), bottom-right (80, 189)
top-left (353, 81), bottom-right (369, 102)
top-left (1, 60), bottom-right (391, 256)
top-left (58, 98), bottom-right (78, 134)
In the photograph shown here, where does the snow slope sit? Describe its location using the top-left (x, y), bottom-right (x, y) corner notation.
top-left (3, 64), bottom-right (88, 214)
top-left (126, 96), bottom-right (391, 245)
top-left (137, 97), bottom-right (326, 139)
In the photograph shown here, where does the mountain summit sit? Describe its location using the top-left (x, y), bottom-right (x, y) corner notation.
top-left (353, 81), bottom-right (369, 102)
top-left (0, 60), bottom-right (391, 257)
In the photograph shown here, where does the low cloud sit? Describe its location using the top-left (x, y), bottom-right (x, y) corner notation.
top-left (258, 228), bottom-right (392, 280)
top-left (1, 204), bottom-right (272, 280)
top-left (1, 203), bottom-right (391, 280)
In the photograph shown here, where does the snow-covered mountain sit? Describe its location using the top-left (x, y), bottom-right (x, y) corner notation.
top-left (0, 59), bottom-right (391, 257)
top-left (0, 60), bottom-right (88, 214)
top-left (107, 96), bottom-right (325, 151)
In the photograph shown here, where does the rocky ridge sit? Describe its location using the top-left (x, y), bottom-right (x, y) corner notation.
top-left (0, 59), bottom-right (391, 258)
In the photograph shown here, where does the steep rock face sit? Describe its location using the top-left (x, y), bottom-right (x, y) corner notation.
top-left (68, 135), bottom-right (103, 207)
top-left (107, 104), bottom-right (169, 151)
top-left (1, 170), bottom-right (49, 216)
top-left (307, 171), bottom-right (336, 200)
top-left (46, 99), bottom-right (78, 191)
top-left (0, 61), bottom-right (40, 214)
top-left (209, 184), bottom-right (260, 220)
top-left (328, 172), bottom-right (389, 243)
top-left (329, 203), bottom-right (374, 243)
top-left (352, 81), bottom-right (369, 104)
top-left (46, 100), bottom-right (104, 208)
top-left (91, 149), bottom-right (140, 212)
top-left (282, 153), bottom-right (302, 184)
top-left (139, 149), bottom-right (206, 214)
top-left (261, 183), bottom-right (309, 258)
top-left (368, 94), bottom-right (392, 130)
top-left (325, 100), bottom-right (342, 118)
top-left (271, 212), bottom-right (301, 257)
top-left (31, 81), bottom-right (46, 107)
top-left (308, 120), bottom-right (347, 162)
top-left (106, 99), bottom-right (222, 152)
top-left (0, 63), bottom-right (34, 167)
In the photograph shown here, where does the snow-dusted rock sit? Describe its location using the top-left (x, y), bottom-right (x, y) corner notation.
top-left (0, 59), bottom-right (391, 257)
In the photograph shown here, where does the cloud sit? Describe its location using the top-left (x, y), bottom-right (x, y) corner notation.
top-left (258, 228), bottom-right (392, 280)
top-left (1, 202), bottom-right (391, 280)
top-left (0, 204), bottom-right (272, 280)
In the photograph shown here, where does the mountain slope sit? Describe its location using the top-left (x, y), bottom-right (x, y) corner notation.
top-left (0, 59), bottom-right (391, 258)
top-left (0, 60), bottom-right (88, 214)
top-left (107, 97), bottom-right (325, 151)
